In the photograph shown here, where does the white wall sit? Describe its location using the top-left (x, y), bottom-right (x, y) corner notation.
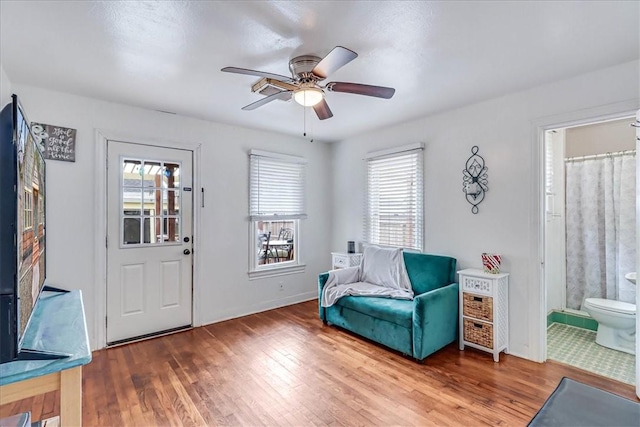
top-left (331, 60), bottom-right (639, 361)
top-left (12, 83), bottom-right (333, 350)
top-left (0, 64), bottom-right (12, 107)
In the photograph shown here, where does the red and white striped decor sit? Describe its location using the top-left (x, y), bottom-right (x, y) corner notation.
top-left (481, 253), bottom-right (502, 274)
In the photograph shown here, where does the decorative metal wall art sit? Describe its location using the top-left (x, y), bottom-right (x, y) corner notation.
top-left (462, 146), bottom-right (488, 214)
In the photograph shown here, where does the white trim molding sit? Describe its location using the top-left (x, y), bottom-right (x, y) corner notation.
top-left (635, 108), bottom-right (640, 400)
top-left (248, 264), bottom-right (307, 280)
top-left (249, 149), bottom-right (308, 164)
top-left (93, 129), bottom-right (203, 350)
top-left (365, 142), bottom-right (424, 160)
top-left (529, 99), bottom-right (639, 364)
top-left (203, 291), bottom-right (317, 325)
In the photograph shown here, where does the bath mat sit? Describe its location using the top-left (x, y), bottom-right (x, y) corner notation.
top-left (528, 377), bottom-right (640, 426)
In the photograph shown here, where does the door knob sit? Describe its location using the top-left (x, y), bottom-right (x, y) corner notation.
top-left (183, 249), bottom-right (191, 255)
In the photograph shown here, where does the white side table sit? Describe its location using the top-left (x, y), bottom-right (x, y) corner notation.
top-left (458, 268), bottom-right (509, 362)
top-left (331, 252), bottom-right (363, 269)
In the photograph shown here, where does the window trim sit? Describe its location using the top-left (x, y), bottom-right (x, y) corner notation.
top-left (250, 149), bottom-right (308, 164)
top-left (364, 143), bottom-right (424, 251)
top-left (24, 189), bottom-right (33, 230)
top-left (248, 219), bottom-right (306, 280)
top-left (248, 264), bottom-right (306, 280)
top-left (364, 142), bottom-right (424, 160)
top-left (248, 219), bottom-right (305, 277)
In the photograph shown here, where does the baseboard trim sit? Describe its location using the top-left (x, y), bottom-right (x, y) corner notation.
top-left (202, 291), bottom-right (317, 326)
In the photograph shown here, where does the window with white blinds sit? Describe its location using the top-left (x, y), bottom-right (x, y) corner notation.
top-left (249, 150), bottom-right (307, 220)
top-left (365, 146), bottom-right (424, 251)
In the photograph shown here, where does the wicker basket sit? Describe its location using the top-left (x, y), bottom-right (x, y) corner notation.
top-left (463, 293), bottom-right (493, 322)
top-left (463, 318), bottom-right (494, 349)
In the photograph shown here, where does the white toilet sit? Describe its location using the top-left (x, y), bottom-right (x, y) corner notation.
top-left (584, 298), bottom-right (636, 355)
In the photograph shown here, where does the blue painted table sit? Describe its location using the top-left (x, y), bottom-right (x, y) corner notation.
top-left (0, 290), bottom-right (91, 426)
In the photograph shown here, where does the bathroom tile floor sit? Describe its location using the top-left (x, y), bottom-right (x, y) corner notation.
top-left (547, 323), bottom-right (635, 385)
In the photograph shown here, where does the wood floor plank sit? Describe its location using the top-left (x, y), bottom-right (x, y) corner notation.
top-left (1, 300), bottom-right (637, 426)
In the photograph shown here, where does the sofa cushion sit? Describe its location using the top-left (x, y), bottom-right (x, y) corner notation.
top-left (336, 296), bottom-right (413, 328)
top-left (403, 252), bottom-right (456, 295)
top-left (360, 246), bottom-right (412, 292)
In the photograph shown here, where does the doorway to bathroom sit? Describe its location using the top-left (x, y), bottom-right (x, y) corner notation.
top-left (544, 117), bottom-right (636, 385)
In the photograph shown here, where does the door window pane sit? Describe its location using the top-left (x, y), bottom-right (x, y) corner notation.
top-left (121, 158), bottom-right (182, 246)
top-left (142, 217), bottom-right (156, 244)
top-left (123, 217), bottom-right (141, 244)
top-left (142, 162), bottom-right (162, 187)
top-left (123, 160), bottom-right (142, 187)
top-left (123, 188), bottom-right (143, 214)
top-left (163, 190), bottom-right (180, 215)
top-left (143, 189), bottom-right (160, 215)
top-left (163, 163), bottom-right (180, 188)
top-left (165, 217), bottom-right (180, 242)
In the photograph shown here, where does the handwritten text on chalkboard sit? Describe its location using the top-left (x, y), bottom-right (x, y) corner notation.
top-left (31, 123), bottom-right (77, 162)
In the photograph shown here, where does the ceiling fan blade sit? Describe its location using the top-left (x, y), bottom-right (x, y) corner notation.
top-left (313, 99), bottom-right (333, 120)
top-left (222, 67), bottom-right (292, 82)
top-left (242, 91), bottom-right (292, 111)
top-left (326, 82), bottom-right (395, 99)
top-left (311, 46), bottom-right (358, 79)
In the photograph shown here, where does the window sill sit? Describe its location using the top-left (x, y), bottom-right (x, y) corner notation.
top-left (248, 264), bottom-right (306, 280)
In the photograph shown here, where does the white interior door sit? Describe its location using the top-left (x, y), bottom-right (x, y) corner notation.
top-left (106, 141), bottom-right (193, 344)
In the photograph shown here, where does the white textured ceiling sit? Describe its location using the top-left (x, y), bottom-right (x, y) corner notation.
top-left (1, 1), bottom-right (638, 142)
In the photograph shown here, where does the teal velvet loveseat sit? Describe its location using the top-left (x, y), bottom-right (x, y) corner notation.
top-left (318, 252), bottom-right (459, 361)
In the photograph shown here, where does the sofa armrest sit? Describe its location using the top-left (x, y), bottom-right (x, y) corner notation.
top-left (318, 272), bottom-right (330, 321)
top-left (412, 282), bottom-right (459, 361)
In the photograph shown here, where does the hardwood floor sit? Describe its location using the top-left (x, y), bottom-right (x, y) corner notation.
top-left (1, 300), bottom-right (637, 426)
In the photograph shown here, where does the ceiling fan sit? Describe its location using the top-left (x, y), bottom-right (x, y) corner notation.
top-left (221, 46), bottom-right (395, 120)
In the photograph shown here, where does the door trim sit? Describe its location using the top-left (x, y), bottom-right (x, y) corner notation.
top-left (94, 129), bottom-right (202, 350)
top-left (530, 99), bottom-right (639, 363)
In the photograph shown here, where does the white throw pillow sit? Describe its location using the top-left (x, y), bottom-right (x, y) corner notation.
top-left (359, 245), bottom-right (412, 292)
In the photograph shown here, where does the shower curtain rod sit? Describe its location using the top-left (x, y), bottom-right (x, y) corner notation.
top-left (565, 149), bottom-right (636, 162)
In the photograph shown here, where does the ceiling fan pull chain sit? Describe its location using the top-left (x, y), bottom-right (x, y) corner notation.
top-left (309, 109), bottom-right (314, 142)
top-left (303, 104), bottom-right (307, 137)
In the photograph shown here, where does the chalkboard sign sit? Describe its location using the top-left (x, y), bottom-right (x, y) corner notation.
top-left (31, 123), bottom-right (76, 162)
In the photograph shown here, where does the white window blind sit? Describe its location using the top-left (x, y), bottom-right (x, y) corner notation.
top-left (250, 151), bottom-right (307, 221)
top-left (365, 147), bottom-right (424, 250)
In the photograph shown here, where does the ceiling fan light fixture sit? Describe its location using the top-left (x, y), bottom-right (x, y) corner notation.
top-left (224, 46), bottom-right (395, 118)
top-left (293, 88), bottom-right (324, 107)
